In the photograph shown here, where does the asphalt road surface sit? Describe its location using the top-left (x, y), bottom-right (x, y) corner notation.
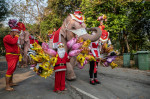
top-left (0, 62), bottom-right (150, 99)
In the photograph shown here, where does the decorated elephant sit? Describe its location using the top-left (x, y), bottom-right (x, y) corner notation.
top-left (49, 11), bottom-right (102, 80)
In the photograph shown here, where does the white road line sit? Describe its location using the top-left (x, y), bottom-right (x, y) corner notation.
top-left (51, 76), bottom-right (99, 99)
top-left (71, 85), bottom-right (99, 99)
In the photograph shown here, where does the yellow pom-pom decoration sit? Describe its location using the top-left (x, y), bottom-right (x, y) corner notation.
top-left (50, 56), bottom-right (58, 67)
top-left (77, 54), bottom-right (85, 66)
top-left (84, 54), bottom-right (96, 61)
top-left (81, 47), bottom-right (90, 54)
top-left (29, 42), bottom-right (55, 78)
top-left (110, 61), bottom-right (118, 69)
top-left (19, 54), bottom-right (22, 62)
top-left (82, 39), bottom-right (91, 48)
top-left (30, 54), bottom-right (43, 63)
top-left (77, 37), bottom-right (84, 43)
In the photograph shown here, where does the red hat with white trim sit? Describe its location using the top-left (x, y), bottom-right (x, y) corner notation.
top-left (70, 10), bottom-right (84, 23)
top-left (57, 42), bottom-right (64, 48)
top-left (74, 10), bottom-right (82, 15)
top-left (11, 27), bottom-right (19, 32)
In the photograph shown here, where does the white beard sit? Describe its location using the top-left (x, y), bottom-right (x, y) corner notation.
top-left (57, 48), bottom-right (66, 58)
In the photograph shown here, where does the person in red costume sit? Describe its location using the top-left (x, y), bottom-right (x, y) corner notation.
top-left (53, 42), bottom-right (70, 93)
top-left (98, 15), bottom-right (112, 54)
top-left (29, 34), bottom-right (39, 44)
top-left (99, 24), bottom-right (111, 45)
top-left (89, 32), bottom-right (101, 85)
top-left (3, 27), bottom-right (20, 91)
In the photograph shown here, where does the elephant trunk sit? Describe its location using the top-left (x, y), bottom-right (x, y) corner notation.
top-left (79, 27), bottom-right (102, 42)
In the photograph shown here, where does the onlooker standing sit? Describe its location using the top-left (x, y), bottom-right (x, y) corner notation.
top-left (89, 33), bottom-right (101, 85)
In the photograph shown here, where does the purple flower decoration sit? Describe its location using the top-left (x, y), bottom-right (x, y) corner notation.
top-left (8, 19), bottom-right (17, 28)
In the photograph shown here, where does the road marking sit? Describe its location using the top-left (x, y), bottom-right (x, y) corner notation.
top-left (51, 75), bottom-right (99, 99)
top-left (71, 85), bottom-right (99, 99)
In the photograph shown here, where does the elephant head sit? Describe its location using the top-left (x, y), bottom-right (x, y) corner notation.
top-left (60, 15), bottom-right (102, 44)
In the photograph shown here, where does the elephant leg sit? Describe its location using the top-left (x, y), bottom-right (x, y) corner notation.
top-left (61, 35), bottom-right (76, 80)
top-left (66, 57), bottom-right (77, 80)
top-left (66, 62), bottom-right (76, 80)
top-left (23, 42), bottom-right (29, 67)
top-left (70, 56), bottom-right (77, 68)
top-left (66, 54), bottom-right (76, 80)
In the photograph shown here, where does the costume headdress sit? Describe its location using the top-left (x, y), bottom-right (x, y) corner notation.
top-left (8, 19), bottom-right (17, 28)
top-left (11, 27), bottom-right (19, 32)
top-left (70, 10), bottom-right (84, 23)
top-left (97, 14), bottom-right (107, 21)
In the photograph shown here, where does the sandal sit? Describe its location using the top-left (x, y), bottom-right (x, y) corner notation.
top-left (90, 80), bottom-right (95, 85)
top-left (56, 90), bottom-right (61, 93)
top-left (62, 88), bottom-right (67, 91)
top-left (94, 79), bottom-right (101, 84)
top-left (10, 83), bottom-right (18, 87)
top-left (5, 87), bottom-right (14, 91)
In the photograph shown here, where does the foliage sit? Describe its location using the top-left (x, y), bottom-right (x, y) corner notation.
top-left (127, 1), bottom-right (150, 50)
top-left (39, 0), bottom-right (82, 41)
top-left (0, 26), bottom-right (10, 55)
top-left (0, 0), bottom-right (9, 22)
top-left (1, 0), bottom-right (150, 54)
top-left (80, 0), bottom-right (149, 52)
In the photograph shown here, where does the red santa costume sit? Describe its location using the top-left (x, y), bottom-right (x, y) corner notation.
top-left (89, 33), bottom-right (101, 85)
top-left (29, 35), bottom-right (39, 44)
top-left (99, 25), bottom-right (111, 45)
top-left (3, 28), bottom-right (20, 77)
top-left (99, 25), bottom-right (111, 55)
top-left (53, 42), bottom-right (70, 92)
top-left (16, 19), bottom-right (26, 31)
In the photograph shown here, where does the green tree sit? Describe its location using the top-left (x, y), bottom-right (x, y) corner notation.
top-left (39, 0), bottom-right (82, 41)
top-left (0, 0), bottom-right (9, 22)
top-left (0, 26), bottom-right (10, 55)
top-left (80, 0), bottom-right (149, 53)
top-left (127, 1), bottom-right (150, 51)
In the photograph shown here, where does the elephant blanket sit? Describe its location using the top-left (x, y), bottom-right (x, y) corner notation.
top-left (50, 27), bottom-right (61, 49)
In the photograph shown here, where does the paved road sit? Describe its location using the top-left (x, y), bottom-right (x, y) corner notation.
top-left (70, 66), bottom-right (150, 99)
top-left (0, 61), bottom-right (150, 99)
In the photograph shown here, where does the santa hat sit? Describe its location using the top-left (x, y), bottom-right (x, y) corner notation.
top-left (57, 42), bottom-right (64, 48)
top-left (70, 10), bottom-right (84, 23)
top-left (74, 10), bottom-right (82, 15)
top-left (11, 27), bottom-right (19, 32)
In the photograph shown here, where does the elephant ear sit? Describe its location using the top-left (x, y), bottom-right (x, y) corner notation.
top-left (60, 28), bottom-right (67, 39)
top-left (60, 15), bottom-right (72, 39)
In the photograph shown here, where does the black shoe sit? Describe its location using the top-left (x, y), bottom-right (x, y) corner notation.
top-left (90, 80), bottom-right (95, 85)
top-left (94, 79), bottom-right (101, 84)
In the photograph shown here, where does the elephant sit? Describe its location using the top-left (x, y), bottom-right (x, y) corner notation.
top-left (18, 31), bottom-right (30, 67)
top-left (49, 14), bottom-right (102, 80)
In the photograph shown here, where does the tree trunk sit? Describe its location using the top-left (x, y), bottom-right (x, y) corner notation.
top-left (124, 34), bottom-right (130, 53)
top-left (136, 43), bottom-right (138, 51)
